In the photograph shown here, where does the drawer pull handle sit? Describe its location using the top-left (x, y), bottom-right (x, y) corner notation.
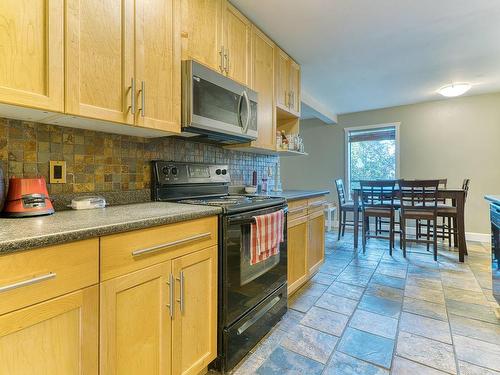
top-left (310, 200), bottom-right (328, 207)
top-left (176, 271), bottom-right (185, 313)
top-left (0, 272), bottom-right (56, 293)
top-left (166, 273), bottom-right (174, 318)
top-left (131, 232), bottom-right (212, 257)
top-left (289, 206), bottom-right (307, 214)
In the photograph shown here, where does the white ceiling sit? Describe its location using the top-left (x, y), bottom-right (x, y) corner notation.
top-left (232, 0), bottom-right (500, 115)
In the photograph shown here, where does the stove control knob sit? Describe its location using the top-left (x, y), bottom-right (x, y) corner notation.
top-left (171, 167), bottom-right (178, 175)
top-left (216, 169), bottom-right (222, 175)
top-left (162, 166), bottom-right (169, 175)
top-left (221, 169), bottom-right (227, 175)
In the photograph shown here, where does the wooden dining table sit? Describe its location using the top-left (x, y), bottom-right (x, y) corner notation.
top-left (351, 188), bottom-right (468, 262)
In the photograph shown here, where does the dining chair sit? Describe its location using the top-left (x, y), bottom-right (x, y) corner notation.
top-left (335, 178), bottom-right (361, 240)
top-left (398, 179), bottom-right (440, 260)
top-left (417, 178), bottom-right (447, 242)
top-left (438, 178), bottom-right (470, 248)
top-left (359, 180), bottom-right (397, 254)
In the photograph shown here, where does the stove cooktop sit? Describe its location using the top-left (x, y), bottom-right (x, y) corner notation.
top-left (178, 195), bottom-right (286, 214)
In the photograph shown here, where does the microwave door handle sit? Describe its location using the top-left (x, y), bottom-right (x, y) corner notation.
top-left (242, 90), bottom-right (251, 134)
top-left (237, 93), bottom-right (244, 128)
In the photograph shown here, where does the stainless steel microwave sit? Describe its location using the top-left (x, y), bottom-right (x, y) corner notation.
top-left (181, 60), bottom-right (258, 144)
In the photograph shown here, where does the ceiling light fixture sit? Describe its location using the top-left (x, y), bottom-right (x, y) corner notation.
top-left (437, 83), bottom-right (472, 97)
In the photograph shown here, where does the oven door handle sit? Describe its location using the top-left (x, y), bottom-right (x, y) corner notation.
top-left (228, 207), bottom-right (288, 225)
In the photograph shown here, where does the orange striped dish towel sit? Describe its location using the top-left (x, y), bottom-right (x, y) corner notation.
top-left (250, 209), bottom-right (285, 265)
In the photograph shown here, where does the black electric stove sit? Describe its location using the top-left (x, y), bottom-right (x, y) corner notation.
top-left (151, 161), bottom-right (288, 373)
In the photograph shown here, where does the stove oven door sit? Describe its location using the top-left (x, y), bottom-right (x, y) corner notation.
top-left (222, 205), bottom-right (288, 327)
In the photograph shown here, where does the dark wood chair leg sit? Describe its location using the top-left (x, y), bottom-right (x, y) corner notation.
top-left (433, 219), bottom-right (438, 261)
top-left (426, 220), bottom-right (430, 251)
top-left (341, 210), bottom-right (346, 237)
top-left (401, 217), bottom-right (407, 258)
top-left (447, 216), bottom-right (452, 247)
top-left (389, 213), bottom-right (394, 255)
top-left (452, 216), bottom-right (458, 249)
top-left (337, 207), bottom-right (342, 241)
top-left (362, 214), bottom-right (367, 253)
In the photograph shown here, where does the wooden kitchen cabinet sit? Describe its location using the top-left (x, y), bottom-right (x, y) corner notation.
top-left (0, 0), bottom-right (64, 112)
top-left (172, 246), bottom-right (218, 375)
top-left (0, 286), bottom-right (98, 375)
top-left (66, 0), bottom-right (180, 132)
top-left (275, 48), bottom-right (301, 117)
top-left (223, 1), bottom-right (251, 86)
top-left (100, 262), bottom-right (172, 375)
top-left (308, 209), bottom-right (325, 275)
top-left (181, 0), bottom-right (224, 73)
top-left (287, 215), bottom-right (309, 295)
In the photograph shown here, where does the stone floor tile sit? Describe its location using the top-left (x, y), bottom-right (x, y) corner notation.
top-left (337, 327), bottom-right (394, 369)
top-left (404, 285), bottom-right (446, 304)
top-left (323, 351), bottom-right (389, 375)
top-left (349, 309), bottom-right (399, 339)
top-left (365, 283), bottom-right (404, 302)
top-left (289, 292), bottom-right (320, 313)
top-left (445, 300), bottom-right (499, 324)
top-left (280, 324), bottom-right (338, 364)
top-left (406, 276), bottom-right (443, 290)
top-left (231, 352), bottom-right (266, 375)
top-left (392, 356), bottom-right (450, 374)
top-left (256, 346), bottom-right (324, 375)
top-left (325, 281), bottom-right (365, 300)
top-left (449, 314), bottom-right (500, 345)
top-left (358, 294), bottom-right (402, 318)
top-left (444, 287), bottom-right (490, 306)
top-left (395, 331), bottom-right (457, 374)
top-left (276, 309), bottom-right (305, 332)
top-left (315, 292), bottom-right (358, 316)
top-left (453, 335), bottom-right (500, 372)
top-left (370, 273), bottom-right (406, 289)
top-left (252, 328), bottom-right (287, 360)
top-left (310, 272), bottom-right (335, 286)
top-left (403, 297), bottom-right (448, 321)
top-left (457, 361), bottom-right (500, 375)
top-left (297, 281), bottom-right (329, 297)
top-left (300, 306), bottom-right (349, 336)
top-left (375, 266), bottom-right (407, 279)
top-left (399, 312), bottom-right (452, 344)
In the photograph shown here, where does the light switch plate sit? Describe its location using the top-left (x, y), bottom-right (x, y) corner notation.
top-left (49, 161), bottom-right (66, 184)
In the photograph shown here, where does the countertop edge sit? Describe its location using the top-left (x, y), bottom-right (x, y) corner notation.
top-left (0, 207), bottom-right (221, 255)
top-left (280, 190), bottom-right (330, 201)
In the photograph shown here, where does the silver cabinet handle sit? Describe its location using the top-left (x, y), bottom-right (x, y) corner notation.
top-left (166, 273), bottom-right (174, 318)
top-left (224, 48), bottom-right (229, 74)
top-left (310, 200), bottom-right (328, 207)
top-left (288, 91), bottom-right (292, 109)
top-left (291, 91), bottom-right (295, 109)
top-left (129, 78), bottom-right (136, 114)
top-left (140, 81), bottom-right (145, 117)
top-left (176, 271), bottom-right (185, 313)
top-left (0, 272), bottom-right (56, 293)
top-left (289, 206), bottom-right (307, 214)
top-left (131, 232), bottom-right (212, 257)
top-left (219, 46), bottom-right (224, 73)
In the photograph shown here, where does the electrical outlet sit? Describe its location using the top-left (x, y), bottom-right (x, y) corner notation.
top-left (49, 161), bottom-right (66, 184)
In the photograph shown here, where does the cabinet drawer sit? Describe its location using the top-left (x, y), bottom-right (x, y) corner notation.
top-left (287, 199), bottom-right (309, 220)
top-left (0, 239), bottom-right (99, 315)
top-left (308, 196), bottom-right (329, 213)
top-left (100, 216), bottom-right (218, 280)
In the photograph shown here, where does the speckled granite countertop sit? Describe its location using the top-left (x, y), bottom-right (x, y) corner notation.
top-left (0, 202), bottom-right (221, 254)
top-left (485, 195), bottom-right (500, 205)
top-left (273, 190), bottom-right (330, 201)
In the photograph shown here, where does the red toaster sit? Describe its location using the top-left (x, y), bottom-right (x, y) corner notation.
top-left (3, 177), bottom-right (54, 217)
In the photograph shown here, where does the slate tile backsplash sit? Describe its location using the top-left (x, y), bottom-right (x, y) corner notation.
top-left (0, 118), bottom-right (280, 209)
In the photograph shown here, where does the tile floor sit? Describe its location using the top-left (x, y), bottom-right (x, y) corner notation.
top-left (227, 231), bottom-right (500, 375)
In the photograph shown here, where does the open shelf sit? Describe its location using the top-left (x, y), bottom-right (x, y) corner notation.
top-left (276, 149), bottom-right (308, 157)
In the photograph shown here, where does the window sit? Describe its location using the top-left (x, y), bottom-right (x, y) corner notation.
top-left (345, 123), bottom-right (400, 195)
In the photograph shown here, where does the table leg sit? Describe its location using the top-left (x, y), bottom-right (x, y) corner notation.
top-left (353, 190), bottom-right (359, 248)
top-left (456, 192), bottom-right (467, 262)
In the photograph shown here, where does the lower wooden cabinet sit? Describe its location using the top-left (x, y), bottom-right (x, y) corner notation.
top-left (0, 286), bottom-right (98, 375)
top-left (308, 209), bottom-right (325, 275)
top-left (287, 215), bottom-right (309, 295)
top-left (172, 246), bottom-right (217, 375)
top-left (100, 246), bottom-right (217, 375)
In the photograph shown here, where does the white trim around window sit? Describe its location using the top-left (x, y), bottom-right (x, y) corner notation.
top-left (344, 122), bottom-right (401, 197)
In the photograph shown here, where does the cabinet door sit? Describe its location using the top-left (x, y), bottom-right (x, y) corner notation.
top-left (66, 0), bottom-right (134, 124)
top-left (181, 0), bottom-right (223, 73)
top-left (287, 216), bottom-right (309, 295)
top-left (0, 0), bottom-right (63, 111)
top-left (223, 2), bottom-right (251, 85)
top-left (172, 246), bottom-right (217, 375)
top-left (0, 286), bottom-right (98, 375)
top-left (308, 210), bottom-right (325, 275)
top-left (275, 48), bottom-right (290, 110)
top-left (289, 60), bottom-right (301, 115)
top-left (100, 263), bottom-right (172, 375)
top-left (135, 0), bottom-right (181, 132)
top-left (250, 26), bottom-right (276, 150)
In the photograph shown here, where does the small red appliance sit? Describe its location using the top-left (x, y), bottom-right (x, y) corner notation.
top-left (3, 177), bottom-right (54, 217)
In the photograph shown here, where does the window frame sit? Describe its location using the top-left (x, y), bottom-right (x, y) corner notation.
top-left (344, 122), bottom-right (401, 198)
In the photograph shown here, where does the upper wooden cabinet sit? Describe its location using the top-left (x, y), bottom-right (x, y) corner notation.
top-left (275, 48), bottom-right (301, 117)
top-left (0, 0), bottom-right (64, 112)
top-left (181, 0), bottom-right (224, 73)
top-left (66, 0), bottom-right (180, 132)
top-left (222, 2), bottom-right (251, 86)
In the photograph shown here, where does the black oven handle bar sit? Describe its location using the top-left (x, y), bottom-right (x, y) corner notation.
top-left (227, 207), bottom-right (288, 226)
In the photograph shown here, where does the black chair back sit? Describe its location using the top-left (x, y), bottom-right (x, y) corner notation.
top-left (462, 178), bottom-right (471, 201)
top-left (335, 179), bottom-right (347, 206)
top-left (359, 180), bottom-right (396, 210)
top-left (398, 179), bottom-right (440, 212)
